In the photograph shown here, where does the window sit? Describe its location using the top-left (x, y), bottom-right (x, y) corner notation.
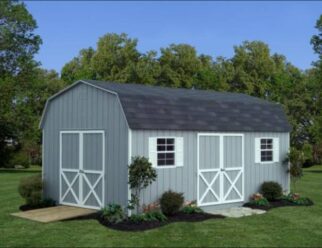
top-left (260, 138), bottom-right (273, 162)
top-left (157, 138), bottom-right (175, 166)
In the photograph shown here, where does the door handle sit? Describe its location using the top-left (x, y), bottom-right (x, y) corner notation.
top-left (221, 168), bottom-right (225, 172)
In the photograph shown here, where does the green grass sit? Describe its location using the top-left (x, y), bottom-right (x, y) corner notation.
top-left (1, 166), bottom-right (322, 247)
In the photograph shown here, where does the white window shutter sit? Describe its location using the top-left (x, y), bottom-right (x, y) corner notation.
top-left (148, 137), bottom-right (157, 167)
top-left (175, 137), bottom-right (184, 167)
top-left (273, 137), bottom-right (280, 162)
top-left (255, 138), bottom-right (261, 163)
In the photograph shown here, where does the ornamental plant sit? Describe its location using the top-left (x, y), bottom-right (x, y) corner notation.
top-left (128, 156), bottom-right (157, 214)
top-left (286, 147), bottom-right (305, 192)
top-left (260, 181), bottom-right (283, 201)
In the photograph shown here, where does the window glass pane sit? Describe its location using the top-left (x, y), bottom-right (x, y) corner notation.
top-left (261, 150), bottom-right (273, 162)
top-left (165, 159), bottom-right (175, 165)
top-left (157, 159), bottom-right (166, 166)
top-left (167, 145), bottom-right (174, 151)
top-left (267, 139), bottom-right (272, 144)
top-left (157, 139), bottom-right (166, 145)
top-left (166, 153), bottom-right (175, 159)
top-left (157, 145), bottom-right (165, 151)
top-left (167, 139), bottom-right (174, 144)
top-left (158, 153), bottom-right (166, 159)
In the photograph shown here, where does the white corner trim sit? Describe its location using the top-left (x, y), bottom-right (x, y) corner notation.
top-left (128, 129), bottom-right (132, 216)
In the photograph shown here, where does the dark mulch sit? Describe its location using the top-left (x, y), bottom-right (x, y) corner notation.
top-left (98, 212), bottom-right (225, 232)
top-left (243, 199), bottom-right (314, 211)
top-left (19, 204), bottom-right (56, 211)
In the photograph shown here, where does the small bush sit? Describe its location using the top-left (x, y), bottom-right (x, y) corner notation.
top-left (282, 193), bottom-right (314, 206)
top-left (182, 205), bottom-right (204, 214)
top-left (129, 211), bottom-right (167, 223)
top-left (260, 181), bottom-right (283, 201)
top-left (181, 200), bottom-right (203, 214)
top-left (101, 204), bottom-right (125, 224)
top-left (160, 190), bottom-right (184, 216)
top-left (142, 201), bottom-right (160, 213)
top-left (11, 152), bottom-right (30, 168)
top-left (18, 174), bottom-right (42, 206)
top-left (249, 193), bottom-right (270, 206)
top-left (129, 214), bottom-right (146, 223)
top-left (144, 211), bottom-right (167, 222)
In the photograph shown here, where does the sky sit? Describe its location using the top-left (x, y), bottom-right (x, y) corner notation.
top-left (25, 1), bottom-right (322, 73)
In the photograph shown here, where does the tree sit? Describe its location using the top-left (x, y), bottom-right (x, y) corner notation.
top-left (91, 33), bottom-right (140, 82)
top-left (0, 0), bottom-right (42, 167)
top-left (158, 44), bottom-right (202, 88)
top-left (61, 48), bottom-right (96, 84)
top-left (128, 156), bottom-right (157, 214)
top-left (0, 0), bottom-right (42, 76)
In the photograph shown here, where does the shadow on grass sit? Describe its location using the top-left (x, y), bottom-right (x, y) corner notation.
top-left (305, 170), bottom-right (322, 174)
top-left (0, 169), bottom-right (41, 174)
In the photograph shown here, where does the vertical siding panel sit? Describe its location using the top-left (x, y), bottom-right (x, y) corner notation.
top-left (43, 83), bottom-right (128, 207)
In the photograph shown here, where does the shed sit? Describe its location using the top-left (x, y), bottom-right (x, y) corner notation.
top-left (40, 79), bottom-right (291, 211)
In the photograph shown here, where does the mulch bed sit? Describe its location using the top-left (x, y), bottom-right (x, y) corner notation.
top-left (243, 199), bottom-right (314, 211)
top-left (19, 204), bottom-right (56, 211)
top-left (98, 212), bottom-right (225, 232)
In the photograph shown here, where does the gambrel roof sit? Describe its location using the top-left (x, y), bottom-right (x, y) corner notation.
top-left (40, 79), bottom-right (291, 132)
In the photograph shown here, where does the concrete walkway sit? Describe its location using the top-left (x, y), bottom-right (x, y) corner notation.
top-left (11, 206), bottom-right (97, 223)
top-left (208, 207), bottom-right (266, 218)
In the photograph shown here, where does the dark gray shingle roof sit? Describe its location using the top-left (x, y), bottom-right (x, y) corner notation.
top-left (84, 80), bottom-right (291, 132)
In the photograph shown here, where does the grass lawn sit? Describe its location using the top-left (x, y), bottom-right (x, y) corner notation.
top-left (0, 166), bottom-right (322, 247)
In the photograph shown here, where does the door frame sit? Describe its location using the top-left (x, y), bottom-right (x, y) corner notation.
top-left (59, 130), bottom-right (105, 210)
top-left (197, 133), bottom-right (244, 207)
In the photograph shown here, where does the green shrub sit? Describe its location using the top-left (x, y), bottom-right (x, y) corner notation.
top-left (11, 152), bottom-right (30, 168)
top-left (260, 181), bottom-right (283, 201)
top-left (160, 190), bottom-right (184, 216)
top-left (101, 204), bottom-right (125, 224)
top-left (249, 198), bottom-right (270, 206)
top-left (18, 174), bottom-right (42, 206)
top-left (249, 193), bottom-right (270, 206)
top-left (182, 205), bottom-right (203, 214)
top-left (282, 193), bottom-right (314, 206)
top-left (129, 211), bottom-right (167, 223)
top-left (129, 214), bottom-right (146, 223)
top-left (144, 211), bottom-right (167, 222)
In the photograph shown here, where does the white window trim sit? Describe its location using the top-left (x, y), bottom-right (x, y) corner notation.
top-left (149, 136), bottom-right (184, 169)
top-left (256, 137), bottom-right (279, 164)
top-left (260, 138), bottom-right (274, 163)
top-left (156, 137), bottom-right (176, 168)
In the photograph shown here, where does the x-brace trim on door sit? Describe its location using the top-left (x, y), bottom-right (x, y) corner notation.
top-left (223, 170), bottom-right (243, 201)
top-left (197, 133), bottom-right (244, 206)
top-left (59, 130), bottom-right (105, 210)
top-left (82, 173), bottom-right (103, 206)
top-left (199, 171), bottom-right (220, 204)
top-left (61, 171), bottom-right (79, 203)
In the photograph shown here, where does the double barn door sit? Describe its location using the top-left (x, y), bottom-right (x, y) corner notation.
top-left (198, 134), bottom-right (244, 206)
top-left (59, 131), bottom-right (105, 209)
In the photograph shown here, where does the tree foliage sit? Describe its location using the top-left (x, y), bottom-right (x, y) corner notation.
top-left (1, 3), bottom-right (321, 168)
top-left (128, 156), bottom-right (157, 214)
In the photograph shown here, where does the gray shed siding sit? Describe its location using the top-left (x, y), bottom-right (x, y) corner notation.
top-left (42, 83), bottom-right (129, 207)
top-left (131, 130), bottom-right (289, 210)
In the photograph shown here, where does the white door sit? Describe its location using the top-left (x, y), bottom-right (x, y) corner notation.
top-left (198, 134), bottom-right (244, 206)
top-left (60, 131), bottom-right (105, 209)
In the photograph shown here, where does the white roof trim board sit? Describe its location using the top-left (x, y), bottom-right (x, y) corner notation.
top-left (40, 80), bottom-right (291, 132)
